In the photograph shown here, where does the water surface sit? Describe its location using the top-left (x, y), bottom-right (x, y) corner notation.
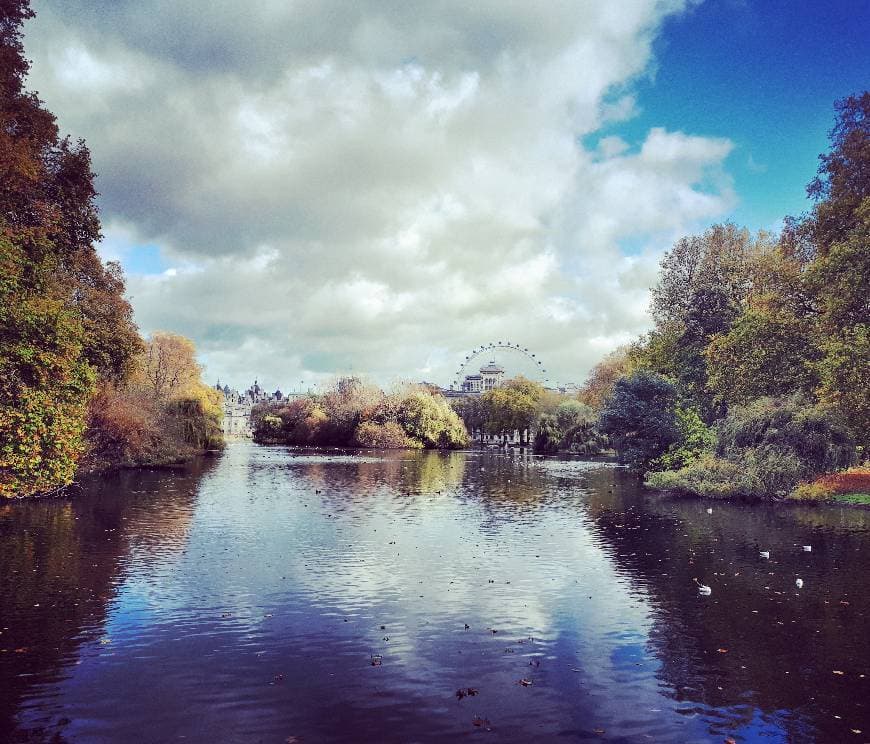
top-left (2, 442), bottom-right (869, 742)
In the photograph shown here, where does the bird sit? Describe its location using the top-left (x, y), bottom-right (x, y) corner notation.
top-left (802, 545), bottom-right (812, 552)
top-left (706, 507), bottom-right (713, 514)
top-left (795, 578), bottom-right (804, 588)
top-left (694, 578), bottom-right (712, 595)
top-left (760, 551), bottom-right (770, 559)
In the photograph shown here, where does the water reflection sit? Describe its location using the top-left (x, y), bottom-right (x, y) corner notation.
top-left (1, 443), bottom-right (868, 742)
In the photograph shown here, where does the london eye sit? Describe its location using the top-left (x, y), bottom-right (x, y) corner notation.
top-left (451, 341), bottom-right (548, 390)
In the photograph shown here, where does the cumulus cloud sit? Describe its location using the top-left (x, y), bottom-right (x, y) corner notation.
top-left (25, 0), bottom-right (735, 389)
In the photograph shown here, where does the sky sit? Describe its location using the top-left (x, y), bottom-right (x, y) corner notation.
top-left (23, 0), bottom-right (870, 392)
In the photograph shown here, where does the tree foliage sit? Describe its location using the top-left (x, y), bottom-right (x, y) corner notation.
top-left (598, 371), bottom-right (679, 471)
top-left (1, 1), bottom-right (144, 495)
top-left (648, 397), bottom-right (855, 499)
top-left (253, 379), bottom-right (468, 449)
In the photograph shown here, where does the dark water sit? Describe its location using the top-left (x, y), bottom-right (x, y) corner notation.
top-left (2, 443), bottom-right (870, 743)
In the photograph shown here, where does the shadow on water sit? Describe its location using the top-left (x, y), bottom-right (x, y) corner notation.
top-left (579, 469), bottom-right (870, 742)
top-left (1, 443), bottom-right (869, 742)
top-left (0, 457), bottom-right (217, 743)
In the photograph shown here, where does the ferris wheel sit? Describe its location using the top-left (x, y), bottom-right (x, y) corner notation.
top-left (451, 341), bottom-right (548, 390)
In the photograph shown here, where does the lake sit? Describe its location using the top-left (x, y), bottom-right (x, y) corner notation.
top-left (2, 442), bottom-right (869, 742)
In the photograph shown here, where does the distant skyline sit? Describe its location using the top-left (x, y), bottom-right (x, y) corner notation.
top-left (23, 0), bottom-right (870, 391)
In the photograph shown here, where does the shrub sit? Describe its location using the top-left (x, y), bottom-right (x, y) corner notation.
top-left (654, 405), bottom-right (715, 471)
top-left (717, 396), bottom-right (854, 477)
top-left (533, 414), bottom-right (561, 454)
top-left (83, 384), bottom-right (162, 469)
top-left (649, 397), bottom-right (856, 499)
top-left (791, 467), bottom-right (870, 500)
top-left (166, 395), bottom-right (224, 451)
top-left (397, 390), bottom-right (469, 449)
top-left (353, 421), bottom-right (421, 449)
top-left (645, 455), bottom-right (748, 499)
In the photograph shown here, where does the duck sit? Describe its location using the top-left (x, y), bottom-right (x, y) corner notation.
top-left (694, 578), bottom-right (712, 595)
top-left (802, 545), bottom-right (812, 552)
top-left (795, 578), bottom-right (804, 588)
top-left (760, 550), bottom-right (770, 559)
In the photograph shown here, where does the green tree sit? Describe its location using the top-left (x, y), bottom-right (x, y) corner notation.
top-left (706, 307), bottom-right (819, 405)
top-left (481, 378), bottom-right (540, 444)
top-left (598, 371), bottom-right (679, 471)
top-left (642, 224), bottom-right (757, 417)
top-left (397, 389), bottom-right (468, 449)
top-left (808, 92), bottom-right (870, 249)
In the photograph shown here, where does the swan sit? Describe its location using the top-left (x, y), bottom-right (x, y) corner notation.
top-left (795, 578), bottom-right (804, 588)
top-left (694, 578), bottom-right (712, 595)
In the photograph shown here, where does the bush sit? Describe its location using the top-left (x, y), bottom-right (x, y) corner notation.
top-left (646, 455), bottom-right (748, 499)
top-left (654, 405), bottom-right (715, 471)
top-left (83, 384), bottom-right (161, 469)
top-left (717, 396), bottom-right (854, 476)
top-left (533, 414), bottom-right (561, 454)
top-left (397, 390), bottom-right (469, 449)
top-left (791, 467), bottom-right (870, 500)
top-left (353, 421), bottom-right (422, 449)
top-left (649, 397), bottom-right (856, 499)
top-left (253, 382), bottom-right (469, 450)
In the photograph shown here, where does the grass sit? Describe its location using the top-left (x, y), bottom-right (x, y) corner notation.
top-left (830, 493), bottom-right (870, 506)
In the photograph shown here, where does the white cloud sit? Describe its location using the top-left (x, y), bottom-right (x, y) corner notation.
top-left (25, 0), bottom-right (736, 390)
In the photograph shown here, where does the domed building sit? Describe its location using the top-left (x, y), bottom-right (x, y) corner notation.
top-left (460, 361), bottom-right (505, 393)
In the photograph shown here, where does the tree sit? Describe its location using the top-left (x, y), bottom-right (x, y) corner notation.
top-left (598, 371), bottom-right (679, 471)
top-left (0, 236), bottom-right (95, 496)
top-left (136, 332), bottom-right (202, 401)
top-left (804, 99), bottom-right (870, 449)
top-left (481, 380), bottom-right (539, 444)
top-left (450, 395), bottom-right (487, 440)
top-left (0, 0), bottom-right (143, 494)
top-left (397, 389), bottom-right (468, 449)
top-left (577, 346), bottom-right (636, 409)
top-left (706, 307), bottom-right (820, 405)
top-left (642, 224), bottom-right (758, 417)
top-left (808, 92), bottom-right (870, 249)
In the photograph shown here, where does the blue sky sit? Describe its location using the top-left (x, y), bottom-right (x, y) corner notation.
top-left (606, 0), bottom-right (870, 233)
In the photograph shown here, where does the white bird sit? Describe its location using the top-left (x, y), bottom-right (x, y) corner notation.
top-left (706, 507), bottom-right (713, 514)
top-left (796, 578), bottom-right (804, 588)
top-left (694, 578), bottom-right (712, 595)
top-left (760, 551), bottom-right (770, 559)
top-left (802, 545), bottom-right (812, 552)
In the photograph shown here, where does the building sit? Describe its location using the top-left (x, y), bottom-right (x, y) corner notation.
top-left (459, 361), bottom-right (505, 394)
top-left (214, 379), bottom-right (288, 438)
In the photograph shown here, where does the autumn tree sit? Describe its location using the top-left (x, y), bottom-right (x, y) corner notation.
top-left (577, 346), bottom-right (636, 409)
top-left (0, 0), bottom-right (142, 495)
top-left (134, 333), bottom-right (202, 400)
